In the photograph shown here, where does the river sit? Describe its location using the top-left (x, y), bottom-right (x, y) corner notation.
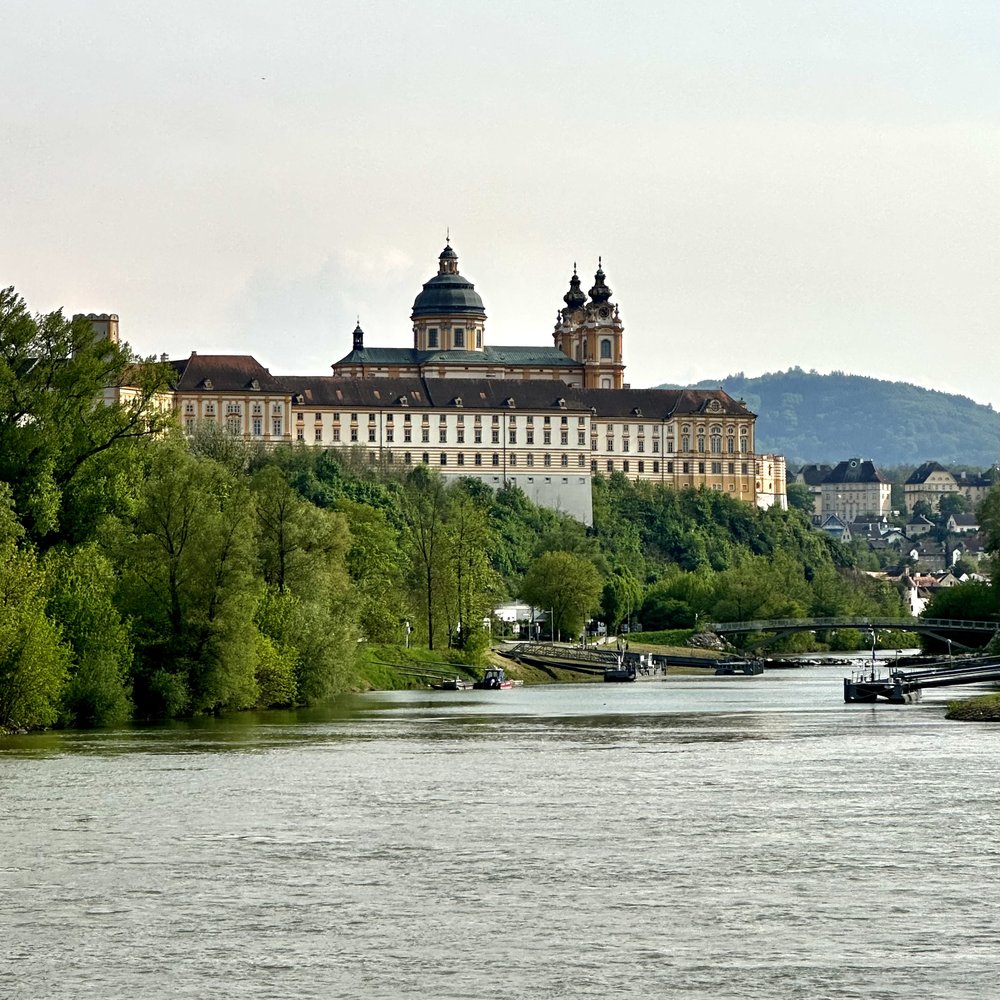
top-left (2, 662), bottom-right (998, 999)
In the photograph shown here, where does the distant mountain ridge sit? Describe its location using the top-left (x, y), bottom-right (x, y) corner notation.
top-left (655, 369), bottom-right (999, 468)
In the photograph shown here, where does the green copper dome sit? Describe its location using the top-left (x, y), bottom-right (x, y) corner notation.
top-left (411, 244), bottom-right (486, 319)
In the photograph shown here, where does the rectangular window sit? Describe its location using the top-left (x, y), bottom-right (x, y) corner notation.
top-left (711, 461), bottom-right (722, 474)
top-left (440, 454), bottom-right (447, 465)
top-left (296, 429), bottom-right (304, 441)
top-left (623, 461), bottom-right (630, 473)
top-left (272, 418), bottom-right (282, 437)
top-left (622, 440), bottom-right (629, 452)
top-left (475, 453), bottom-right (482, 466)
top-left (252, 417), bottom-right (262, 436)
top-left (638, 440), bottom-right (645, 453)
top-left (682, 461), bottom-right (689, 474)
top-left (314, 428), bottom-right (322, 442)
top-left (422, 429), bottom-right (430, 443)
top-left (607, 460), bottom-right (614, 472)
top-left (578, 433), bottom-right (586, 446)
top-left (386, 430), bottom-right (394, 443)
top-left (369, 429), bottom-right (376, 442)
top-left (350, 429), bottom-right (358, 442)
top-left (526, 454), bottom-right (534, 467)
top-left (653, 461), bottom-right (660, 473)
top-left (458, 453), bottom-right (465, 466)
top-left (560, 432), bottom-right (568, 445)
top-left (509, 429), bottom-right (517, 444)
top-left (404, 429), bottom-right (412, 442)
top-left (439, 430), bottom-right (447, 443)
top-left (428, 328), bottom-right (439, 347)
top-left (638, 461), bottom-right (645, 473)
top-left (474, 430), bottom-right (482, 443)
top-left (698, 462), bottom-right (705, 474)
top-left (544, 454), bottom-right (551, 467)
top-left (457, 429), bottom-right (465, 443)
top-left (453, 328), bottom-right (465, 347)
top-left (492, 431), bottom-right (500, 444)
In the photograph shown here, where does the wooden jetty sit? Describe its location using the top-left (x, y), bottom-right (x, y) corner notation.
top-left (844, 655), bottom-right (1000, 704)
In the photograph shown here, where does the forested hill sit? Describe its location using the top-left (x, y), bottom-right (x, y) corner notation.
top-left (657, 369), bottom-right (999, 468)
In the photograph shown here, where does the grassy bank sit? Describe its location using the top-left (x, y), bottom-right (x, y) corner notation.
top-left (945, 693), bottom-right (1000, 722)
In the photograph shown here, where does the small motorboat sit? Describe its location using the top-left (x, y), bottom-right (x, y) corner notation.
top-left (473, 667), bottom-right (514, 690)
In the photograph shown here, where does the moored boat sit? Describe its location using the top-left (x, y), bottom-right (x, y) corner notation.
top-left (473, 667), bottom-right (514, 690)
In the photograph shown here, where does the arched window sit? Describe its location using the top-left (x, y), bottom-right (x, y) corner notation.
top-left (600, 339), bottom-right (612, 359)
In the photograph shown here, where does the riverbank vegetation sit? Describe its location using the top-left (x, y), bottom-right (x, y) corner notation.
top-left (945, 693), bottom-right (1000, 722)
top-left (2, 287), bottom-right (997, 731)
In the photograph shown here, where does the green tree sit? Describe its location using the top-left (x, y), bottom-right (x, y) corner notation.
top-left (0, 487), bottom-right (71, 730)
top-left (337, 498), bottom-right (408, 642)
top-left (400, 466), bottom-right (448, 648)
top-left (786, 481), bottom-right (815, 515)
top-left (44, 543), bottom-right (133, 727)
top-left (111, 445), bottom-right (260, 717)
top-left (251, 468), bottom-right (358, 703)
top-left (442, 486), bottom-right (502, 650)
top-left (601, 570), bottom-right (643, 633)
top-left (521, 551), bottom-right (603, 640)
top-left (0, 288), bottom-right (174, 545)
top-left (938, 493), bottom-right (969, 520)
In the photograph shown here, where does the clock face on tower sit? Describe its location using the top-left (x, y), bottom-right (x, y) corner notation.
top-left (599, 307), bottom-right (610, 319)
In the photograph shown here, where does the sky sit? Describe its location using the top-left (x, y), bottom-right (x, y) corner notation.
top-left (3, 1), bottom-right (998, 408)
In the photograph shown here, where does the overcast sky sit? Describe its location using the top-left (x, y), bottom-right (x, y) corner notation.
top-left (3, 1), bottom-right (998, 408)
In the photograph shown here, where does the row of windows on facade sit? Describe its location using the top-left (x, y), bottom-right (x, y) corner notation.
top-left (186, 402), bottom-right (743, 440)
top-left (563, 339), bottom-right (616, 360)
top-left (425, 327), bottom-right (483, 349)
top-left (181, 415), bottom-right (749, 453)
top-left (347, 451), bottom-right (754, 478)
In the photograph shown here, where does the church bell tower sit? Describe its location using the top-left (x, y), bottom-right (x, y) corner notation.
top-left (554, 259), bottom-right (625, 388)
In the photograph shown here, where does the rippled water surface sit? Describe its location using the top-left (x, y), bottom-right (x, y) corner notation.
top-left (2, 665), bottom-right (998, 999)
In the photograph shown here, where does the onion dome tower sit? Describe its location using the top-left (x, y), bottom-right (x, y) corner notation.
top-left (553, 258), bottom-right (625, 388)
top-left (411, 242), bottom-right (487, 352)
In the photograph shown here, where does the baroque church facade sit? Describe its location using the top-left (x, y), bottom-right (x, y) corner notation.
top-left (163, 243), bottom-right (786, 524)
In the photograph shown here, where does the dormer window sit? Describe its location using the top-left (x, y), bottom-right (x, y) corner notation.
top-left (453, 397), bottom-right (463, 407)
top-left (398, 396), bottom-right (409, 406)
top-left (203, 378), bottom-right (213, 390)
top-left (505, 397), bottom-right (515, 408)
top-left (250, 378), bottom-right (260, 391)
top-left (557, 397), bottom-right (566, 409)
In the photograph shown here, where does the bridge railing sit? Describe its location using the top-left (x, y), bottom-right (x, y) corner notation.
top-left (709, 616), bottom-right (999, 633)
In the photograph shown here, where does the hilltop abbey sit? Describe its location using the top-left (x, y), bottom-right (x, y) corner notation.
top-left (117, 242), bottom-right (787, 523)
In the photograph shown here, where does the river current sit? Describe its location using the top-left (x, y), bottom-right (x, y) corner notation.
top-left (2, 662), bottom-right (998, 999)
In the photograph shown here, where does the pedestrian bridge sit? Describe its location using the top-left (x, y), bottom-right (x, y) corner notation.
top-left (708, 616), bottom-right (998, 651)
